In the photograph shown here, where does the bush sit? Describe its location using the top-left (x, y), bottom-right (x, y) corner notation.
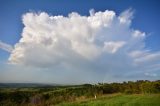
top-left (124, 89), bottom-right (133, 94)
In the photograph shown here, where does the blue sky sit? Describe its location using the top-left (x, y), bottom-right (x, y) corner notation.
top-left (0, 0), bottom-right (160, 83)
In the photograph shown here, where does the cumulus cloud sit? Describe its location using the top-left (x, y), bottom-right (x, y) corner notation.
top-left (103, 41), bottom-right (126, 53)
top-left (3, 9), bottom-right (160, 83)
top-left (0, 41), bottom-right (13, 53)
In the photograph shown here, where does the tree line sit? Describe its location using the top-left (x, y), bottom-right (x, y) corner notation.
top-left (0, 80), bottom-right (160, 105)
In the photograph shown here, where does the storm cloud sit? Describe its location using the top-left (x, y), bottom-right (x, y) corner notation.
top-left (1, 9), bottom-right (159, 84)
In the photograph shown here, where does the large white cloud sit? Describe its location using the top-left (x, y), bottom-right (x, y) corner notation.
top-left (4, 9), bottom-right (160, 83)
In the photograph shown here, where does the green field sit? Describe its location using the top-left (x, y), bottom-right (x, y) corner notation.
top-left (60, 94), bottom-right (160, 106)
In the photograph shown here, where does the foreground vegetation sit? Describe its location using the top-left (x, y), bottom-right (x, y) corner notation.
top-left (0, 80), bottom-right (160, 106)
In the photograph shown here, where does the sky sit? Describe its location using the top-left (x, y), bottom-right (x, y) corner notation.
top-left (0, 0), bottom-right (160, 84)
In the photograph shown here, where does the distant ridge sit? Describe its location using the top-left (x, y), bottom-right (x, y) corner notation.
top-left (0, 83), bottom-right (60, 88)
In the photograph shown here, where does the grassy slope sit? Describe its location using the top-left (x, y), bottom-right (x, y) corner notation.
top-left (59, 94), bottom-right (160, 106)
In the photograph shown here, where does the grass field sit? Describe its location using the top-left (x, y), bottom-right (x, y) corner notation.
top-left (59, 94), bottom-right (160, 106)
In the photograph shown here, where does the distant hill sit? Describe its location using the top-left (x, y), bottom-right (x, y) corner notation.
top-left (0, 83), bottom-right (59, 88)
